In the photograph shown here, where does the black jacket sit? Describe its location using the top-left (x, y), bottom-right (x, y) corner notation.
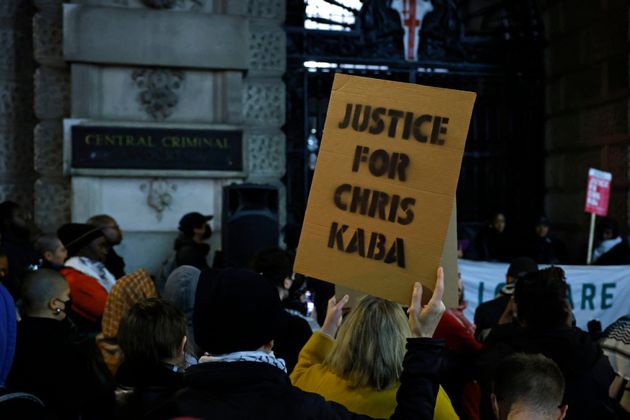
top-left (478, 324), bottom-right (615, 420)
top-left (464, 228), bottom-right (513, 262)
top-left (473, 294), bottom-right (510, 341)
top-left (105, 247), bottom-right (126, 279)
top-left (146, 338), bottom-right (444, 420)
top-left (594, 240), bottom-right (630, 265)
top-left (115, 363), bottom-right (184, 419)
top-left (274, 311), bottom-right (312, 374)
top-left (527, 235), bottom-right (566, 264)
top-left (174, 235), bottom-right (211, 271)
top-left (7, 318), bottom-right (89, 420)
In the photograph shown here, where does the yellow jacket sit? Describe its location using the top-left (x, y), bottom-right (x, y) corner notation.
top-left (290, 332), bottom-right (459, 419)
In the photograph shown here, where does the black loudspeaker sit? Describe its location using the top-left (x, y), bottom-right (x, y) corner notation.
top-left (221, 183), bottom-right (279, 268)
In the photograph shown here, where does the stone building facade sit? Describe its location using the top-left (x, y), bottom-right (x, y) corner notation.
top-left (0, 0), bottom-right (36, 218)
top-left (2, 0), bottom-right (629, 270)
top-left (0, 0), bottom-right (286, 275)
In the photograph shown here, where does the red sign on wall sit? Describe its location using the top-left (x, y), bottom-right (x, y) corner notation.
top-left (585, 168), bottom-right (612, 216)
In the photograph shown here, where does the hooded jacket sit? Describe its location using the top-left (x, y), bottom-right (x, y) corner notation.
top-left (163, 265), bottom-right (202, 358)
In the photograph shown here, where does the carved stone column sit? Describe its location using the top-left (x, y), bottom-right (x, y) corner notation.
top-left (0, 0), bottom-right (35, 212)
top-left (33, 0), bottom-right (70, 232)
top-left (244, 0), bottom-right (287, 227)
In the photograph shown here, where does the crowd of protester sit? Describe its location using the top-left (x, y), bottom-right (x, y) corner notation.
top-left (0, 199), bottom-right (628, 419)
top-left (460, 211), bottom-right (630, 265)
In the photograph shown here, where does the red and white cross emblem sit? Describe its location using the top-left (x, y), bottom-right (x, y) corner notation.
top-left (392, 0), bottom-right (434, 61)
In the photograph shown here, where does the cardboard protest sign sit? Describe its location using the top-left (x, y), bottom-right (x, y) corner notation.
top-left (585, 168), bottom-right (612, 216)
top-left (439, 203), bottom-right (459, 306)
top-left (335, 203), bottom-right (460, 308)
top-left (294, 74), bottom-right (475, 307)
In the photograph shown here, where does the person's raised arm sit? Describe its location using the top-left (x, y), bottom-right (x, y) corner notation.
top-left (291, 294), bottom-right (349, 384)
top-left (301, 269), bottom-right (446, 420)
top-left (408, 267), bottom-right (446, 338)
top-left (392, 267), bottom-right (446, 420)
top-left (320, 294), bottom-right (349, 338)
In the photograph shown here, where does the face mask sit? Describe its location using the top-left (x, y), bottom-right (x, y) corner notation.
top-left (58, 297), bottom-right (79, 333)
top-left (55, 297), bottom-right (73, 317)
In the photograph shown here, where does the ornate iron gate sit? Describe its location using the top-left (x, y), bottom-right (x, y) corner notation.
top-left (285, 0), bottom-right (545, 239)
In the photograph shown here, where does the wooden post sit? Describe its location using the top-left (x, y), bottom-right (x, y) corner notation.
top-left (586, 212), bottom-right (596, 265)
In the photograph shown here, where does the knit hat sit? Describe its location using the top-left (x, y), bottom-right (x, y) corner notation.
top-left (193, 268), bottom-right (286, 355)
top-left (57, 223), bottom-right (105, 256)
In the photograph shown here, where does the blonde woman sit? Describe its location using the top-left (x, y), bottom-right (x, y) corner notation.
top-left (290, 281), bottom-right (458, 419)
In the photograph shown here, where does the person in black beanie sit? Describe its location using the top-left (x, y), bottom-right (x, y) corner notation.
top-left (146, 267), bottom-right (448, 420)
top-left (526, 216), bottom-right (567, 265)
top-left (87, 214), bottom-right (126, 279)
top-left (57, 223), bottom-right (116, 334)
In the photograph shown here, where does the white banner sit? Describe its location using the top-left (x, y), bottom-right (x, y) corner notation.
top-left (460, 259), bottom-right (630, 330)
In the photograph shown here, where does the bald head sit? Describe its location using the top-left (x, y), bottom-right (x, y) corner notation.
top-left (86, 214), bottom-right (115, 227)
top-left (35, 234), bottom-right (67, 266)
top-left (87, 214), bottom-right (122, 245)
top-left (21, 269), bottom-right (69, 316)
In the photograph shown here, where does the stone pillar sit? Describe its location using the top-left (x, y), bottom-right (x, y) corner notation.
top-left (244, 0), bottom-right (287, 227)
top-left (0, 0), bottom-right (35, 213)
top-left (32, 0), bottom-right (71, 233)
top-left (542, 0), bottom-right (630, 261)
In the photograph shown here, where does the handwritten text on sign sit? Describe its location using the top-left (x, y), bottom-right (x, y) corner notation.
top-left (295, 74), bottom-right (476, 305)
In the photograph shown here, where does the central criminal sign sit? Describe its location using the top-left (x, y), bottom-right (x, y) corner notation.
top-left (67, 123), bottom-right (243, 175)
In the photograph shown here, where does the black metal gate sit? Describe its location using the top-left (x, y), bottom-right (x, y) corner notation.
top-left (284, 0), bottom-right (545, 239)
